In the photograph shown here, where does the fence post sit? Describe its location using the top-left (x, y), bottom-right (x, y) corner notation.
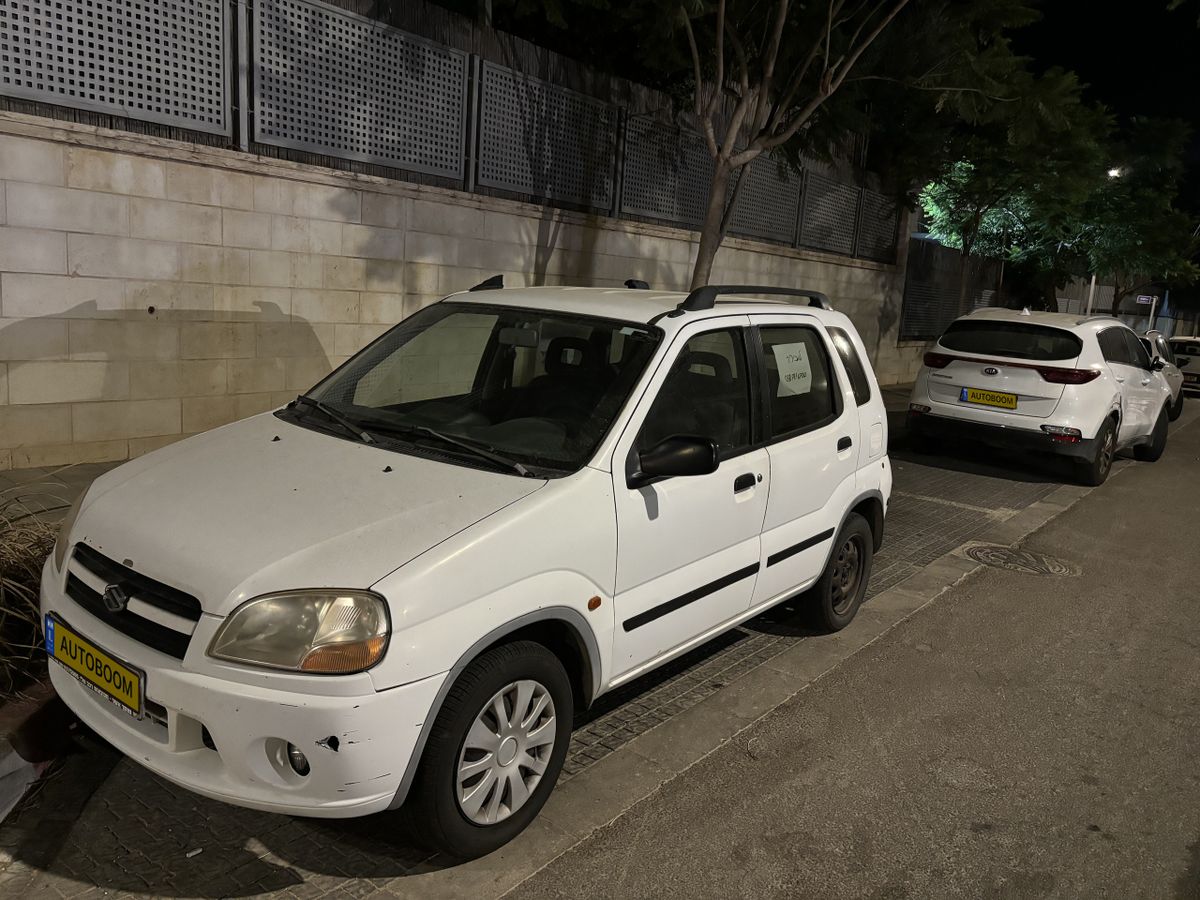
top-left (793, 170), bottom-right (807, 249)
top-left (610, 106), bottom-right (626, 219)
top-left (236, 0), bottom-right (251, 151)
top-left (462, 55), bottom-right (483, 193)
top-left (851, 186), bottom-right (865, 259)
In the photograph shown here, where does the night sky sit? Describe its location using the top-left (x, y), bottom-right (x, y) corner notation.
top-left (1013, 0), bottom-right (1200, 211)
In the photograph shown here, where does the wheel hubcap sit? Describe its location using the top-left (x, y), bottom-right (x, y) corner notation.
top-left (456, 679), bottom-right (556, 825)
top-left (830, 535), bottom-right (864, 615)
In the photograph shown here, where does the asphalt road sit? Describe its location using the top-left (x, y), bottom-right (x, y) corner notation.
top-left (515, 418), bottom-right (1200, 899)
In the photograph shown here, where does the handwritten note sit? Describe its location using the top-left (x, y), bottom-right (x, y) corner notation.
top-left (772, 341), bottom-right (812, 396)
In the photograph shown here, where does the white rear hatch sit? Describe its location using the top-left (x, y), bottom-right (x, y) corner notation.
top-left (925, 319), bottom-right (1086, 418)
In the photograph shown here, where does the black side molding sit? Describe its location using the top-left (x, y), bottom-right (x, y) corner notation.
top-left (623, 563), bottom-right (759, 632)
top-left (766, 528), bottom-right (835, 568)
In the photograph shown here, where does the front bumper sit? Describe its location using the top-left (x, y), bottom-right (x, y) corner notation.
top-left (908, 412), bottom-right (1097, 461)
top-left (41, 557), bottom-right (444, 817)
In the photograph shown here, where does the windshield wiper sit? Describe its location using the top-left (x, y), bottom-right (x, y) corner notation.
top-left (364, 421), bottom-right (532, 477)
top-left (292, 395), bottom-right (374, 445)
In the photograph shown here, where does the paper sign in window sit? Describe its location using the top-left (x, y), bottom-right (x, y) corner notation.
top-left (773, 342), bottom-right (813, 396)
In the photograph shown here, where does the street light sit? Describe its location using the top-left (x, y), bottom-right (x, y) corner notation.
top-left (1107, 167), bottom-right (1123, 178)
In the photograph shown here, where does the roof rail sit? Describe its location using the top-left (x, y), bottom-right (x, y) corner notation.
top-left (470, 274), bottom-right (504, 291)
top-left (624, 279), bottom-right (650, 289)
top-left (670, 284), bottom-right (832, 317)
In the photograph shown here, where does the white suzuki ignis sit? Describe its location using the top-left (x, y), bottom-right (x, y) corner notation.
top-left (43, 282), bottom-right (891, 858)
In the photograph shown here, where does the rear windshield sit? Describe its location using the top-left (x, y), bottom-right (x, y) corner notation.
top-left (1171, 340), bottom-right (1200, 356)
top-left (939, 321), bottom-right (1083, 361)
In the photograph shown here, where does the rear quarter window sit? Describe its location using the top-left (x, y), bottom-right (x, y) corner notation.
top-left (939, 321), bottom-right (1083, 361)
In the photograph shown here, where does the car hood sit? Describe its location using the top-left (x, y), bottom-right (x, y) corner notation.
top-left (71, 414), bottom-right (546, 615)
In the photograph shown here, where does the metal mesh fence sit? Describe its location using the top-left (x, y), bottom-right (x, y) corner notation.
top-left (0, 0), bottom-right (229, 134)
top-left (477, 61), bottom-right (616, 208)
top-left (0, 1), bottom-right (898, 264)
top-left (254, 0), bottom-right (467, 178)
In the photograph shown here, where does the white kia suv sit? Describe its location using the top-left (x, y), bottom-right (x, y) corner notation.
top-left (908, 308), bottom-right (1173, 485)
top-left (42, 283), bottom-right (891, 859)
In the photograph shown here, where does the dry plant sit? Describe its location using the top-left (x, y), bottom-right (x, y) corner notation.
top-left (0, 483), bottom-right (68, 701)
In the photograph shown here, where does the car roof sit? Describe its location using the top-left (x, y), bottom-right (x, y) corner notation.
top-left (959, 307), bottom-right (1133, 336)
top-left (444, 285), bottom-right (849, 331)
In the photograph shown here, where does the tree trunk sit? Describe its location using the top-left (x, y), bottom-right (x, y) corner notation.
top-left (1109, 281), bottom-right (1126, 317)
top-left (690, 160), bottom-right (733, 290)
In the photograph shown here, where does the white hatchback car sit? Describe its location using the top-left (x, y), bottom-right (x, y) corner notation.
top-left (1169, 335), bottom-right (1200, 393)
top-left (42, 283), bottom-right (891, 858)
top-left (908, 308), bottom-right (1173, 485)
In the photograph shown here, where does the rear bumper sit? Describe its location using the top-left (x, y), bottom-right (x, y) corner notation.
top-left (908, 413), bottom-right (1097, 461)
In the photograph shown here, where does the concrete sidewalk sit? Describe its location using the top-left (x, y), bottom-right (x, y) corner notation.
top-left (515, 413), bottom-right (1200, 898)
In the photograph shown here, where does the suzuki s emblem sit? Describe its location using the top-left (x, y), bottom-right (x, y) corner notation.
top-left (982, 366), bottom-right (999, 376)
top-left (102, 584), bottom-right (129, 613)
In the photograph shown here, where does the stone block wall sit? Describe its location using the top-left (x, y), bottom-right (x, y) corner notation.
top-left (0, 112), bottom-right (915, 471)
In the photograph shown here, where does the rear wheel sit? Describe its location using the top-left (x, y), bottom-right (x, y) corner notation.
top-left (1076, 417), bottom-right (1116, 486)
top-left (1168, 390), bottom-right (1184, 422)
top-left (1134, 406), bottom-right (1169, 462)
top-left (404, 640), bottom-right (572, 860)
top-left (807, 513), bottom-right (873, 631)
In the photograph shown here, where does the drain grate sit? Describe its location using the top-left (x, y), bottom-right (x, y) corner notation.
top-left (965, 543), bottom-right (1080, 576)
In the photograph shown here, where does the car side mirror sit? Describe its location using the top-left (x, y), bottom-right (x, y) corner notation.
top-left (1150, 357), bottom-right (1167, 372)
top-left (627, 436), bottom-right (719, 488)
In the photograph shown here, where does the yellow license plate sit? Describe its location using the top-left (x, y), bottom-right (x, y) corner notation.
top-left (961, 387), bottom-right (1017, 410)
top-left (45, 614), bottom-right (143, 717)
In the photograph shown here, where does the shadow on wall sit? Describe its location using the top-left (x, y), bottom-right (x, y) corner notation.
top-left (0, 301), bottom-right (331, 460)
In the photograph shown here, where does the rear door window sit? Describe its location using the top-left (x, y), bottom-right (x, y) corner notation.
top-left (758, 326), bottom-right (841, 438)
top-left (939, 321), bottom-right (1082, 361)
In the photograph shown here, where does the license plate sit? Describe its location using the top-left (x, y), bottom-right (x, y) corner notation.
top-left (960, 387), bottom-right (1018, 409)
top-left (1185, 374), bottom-right (1199, 384)
top-left (45, 614), bottom-right (143, 718)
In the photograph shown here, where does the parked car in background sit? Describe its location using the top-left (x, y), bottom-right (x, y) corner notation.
top-left (42, 282), bottom-right (891, 859)
top-left (1140, 331), bottom-right (1185, 421)
top-left (908, 309), bottom-right (1173, 486)
top-left (1168, 335), bottom-right (1200, 393)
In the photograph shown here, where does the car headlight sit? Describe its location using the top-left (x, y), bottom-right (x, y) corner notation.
top-left (53, 491), bottom-right (86, 571)
top-left (208, 590), bottom-right (390, 674)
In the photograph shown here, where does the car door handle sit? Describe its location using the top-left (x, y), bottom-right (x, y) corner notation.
top-left (837, 436), bottom-right (853, 452)
top-left (1115, 376), bottom-right (1126, 383)
top-left (733, 473), bottom-right (757, 493)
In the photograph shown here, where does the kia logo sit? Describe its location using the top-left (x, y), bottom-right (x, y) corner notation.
top-left (102, 584), bottom-right (130, 613)
top-left (982, 366), bottom-right (999, 376)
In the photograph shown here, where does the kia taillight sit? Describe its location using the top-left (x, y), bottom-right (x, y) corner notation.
top-left (1037, 367), bottom-right (1100, 385)
top-left (924, 351), bottom-right (954, 369)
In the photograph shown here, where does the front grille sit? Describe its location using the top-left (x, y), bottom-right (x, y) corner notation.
top-left (66, 544), bottom-right (202, 660)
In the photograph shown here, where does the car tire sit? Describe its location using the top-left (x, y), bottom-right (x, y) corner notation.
top-left (1076, 417), bottom-right (1116, 486)
top-left (1168, 390), bottom-right (1184, 422)
top-left (1134, 406), bottom-right (1169, 462)
top-left (403, 640), bottom-right (573, 860)
top-left (807, 513), bottom-right (874, 632)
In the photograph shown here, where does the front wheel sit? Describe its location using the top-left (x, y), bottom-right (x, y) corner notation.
top-left (1134, 406), bottom-right (1169, 462)
top-left (807, 513), bottom-right (874, 631)
top-left (403, 640), bottom-right (573, 860)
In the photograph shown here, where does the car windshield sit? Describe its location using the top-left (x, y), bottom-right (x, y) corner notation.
top-left (939, 320), bottom-right (1082, 361)
top-left (290, 302), bottom-right (661, 474)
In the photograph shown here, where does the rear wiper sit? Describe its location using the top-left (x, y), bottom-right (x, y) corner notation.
top-left (292, 395), bottom-right (374, 445)
top-left (366, 421), bottom-right (532, 477)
